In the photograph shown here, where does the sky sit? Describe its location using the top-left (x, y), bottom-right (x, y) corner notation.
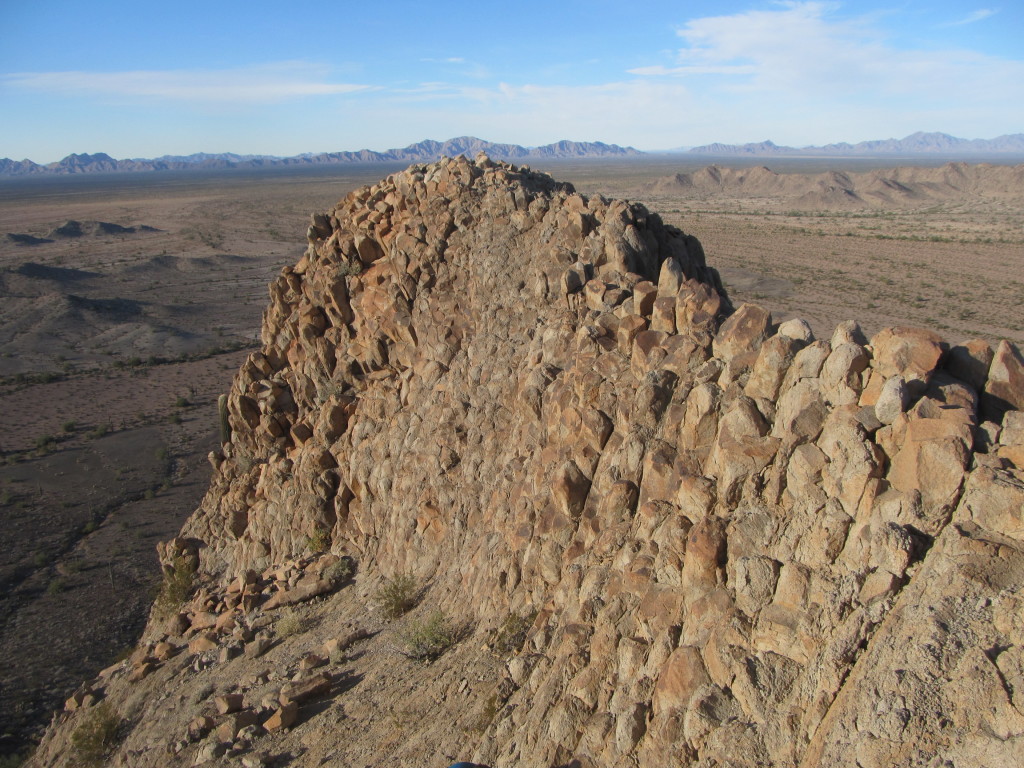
top-left (1, 0), bottom-right (1022, 162)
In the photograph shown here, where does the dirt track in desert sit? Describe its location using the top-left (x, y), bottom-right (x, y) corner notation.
top-left (0, 156), bottom-right (1021, 756)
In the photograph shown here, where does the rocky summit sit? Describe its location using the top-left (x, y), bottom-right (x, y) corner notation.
top-left (29, 154), bottom-right (1024, 767)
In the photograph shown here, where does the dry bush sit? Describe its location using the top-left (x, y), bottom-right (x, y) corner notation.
top-left (70, 701), bottom-right (122, 768)
top-left (399, 609), bottom-right (456, 661)
top-left (153, 554), bottom-right (195, 619)
top-left (374, 573), bottom-right (418, 619)
top-left (275, 608), bottom-right (308, 637)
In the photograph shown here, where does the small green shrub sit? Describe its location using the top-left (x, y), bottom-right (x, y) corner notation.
top-left (275, 608), bottom-right (308, 637)
top-left (374, 573), bottom-right (418, 619)
top-left (62, 420), bottom-right (77, 433)
top-left (400, 609), bottom-right (456, 661)
top-left (47, 578), bottom-right (66, 596)
top-left (323, 556), bottom-right (354, 585)
top-left (154, 554), bottom-right (195, 619)
top-left (305, 528), bottom-right (330, 553)
top-left (70, 701), bottom-right (122, 767)
top-left (338, 260), bottom-right (363, 277)
top-left (87, 424), bottom-right (110, 440)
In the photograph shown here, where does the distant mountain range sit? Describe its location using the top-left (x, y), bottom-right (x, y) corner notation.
top-left (0, 137), bottom-right (642, 177)
top-left (686, 131), bottom-right (1024, 156)
top-left (4, 132), bottom-right (1022, 177)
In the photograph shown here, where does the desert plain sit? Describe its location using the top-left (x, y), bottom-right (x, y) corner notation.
top-left (0, 155), bottom-right (1021, 758)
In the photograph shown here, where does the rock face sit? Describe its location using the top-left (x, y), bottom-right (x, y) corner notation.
top-left (28, 156), bottom-right (1024, 767)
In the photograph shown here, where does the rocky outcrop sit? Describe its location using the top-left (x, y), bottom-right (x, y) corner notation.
top-left (29, 155), bottom-right (1024, 767)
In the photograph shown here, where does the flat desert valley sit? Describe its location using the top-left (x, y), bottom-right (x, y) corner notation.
top-left (0, 156), bottom-right (1022, 755)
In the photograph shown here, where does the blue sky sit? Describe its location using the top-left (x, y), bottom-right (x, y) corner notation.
top-left (1, 1), bottom-right (1022, 162)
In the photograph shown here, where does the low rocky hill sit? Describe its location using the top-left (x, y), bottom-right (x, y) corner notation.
top-left (28, 155), bottom-right (1024, 767)
top-left (644, 162), bottom-right (1024, 210)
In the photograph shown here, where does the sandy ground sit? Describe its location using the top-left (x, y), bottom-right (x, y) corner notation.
top-left (0, 156), bottom-right (1021, 760)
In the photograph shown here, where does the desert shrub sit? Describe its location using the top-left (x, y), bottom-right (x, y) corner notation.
top-left (153, 554), bottom-right (195, 619)
top-left (399, 610), bottom-right (456, 661)
top-left (87, 424), bottom-right (110, 439)
top-left (374, 573), bottom-right (418, 619)
top-left (338, 260), bottom-right (363, 278)
top-left (305, 528), bottom-right (330, 553)
top-left (275, 608), bottom-right (308, 637)
top-left (70, 701), bottom-right (122, 767)
top-left (491, 610), bottom-right (537, 657)
top-left (323, 556), bottom-right (354, 585)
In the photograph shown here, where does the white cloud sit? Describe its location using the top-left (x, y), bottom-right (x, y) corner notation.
top-left (626, 2), bottom-right (1024, 117)
top-left (941, 8), bottom-right (998, 27)
top-left (365, 0), bottom-right (1024, 150)
top-left (368, 79), bottom-right (698, 149)
top-left (2, 62), bottom-right (371, 104)
top-left (627, 64), bottom-right (758, 76)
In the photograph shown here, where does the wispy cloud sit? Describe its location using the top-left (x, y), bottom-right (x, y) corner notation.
top-left (627, 2), bottom-right (1023, 102)
top-left (382, 2), bottom-right (1024, 149)
top-left (940, 8), bottom-right (998, 27)
top-left (417, 56), bottom-right (490, 80)
top-left (2, 62), bottom-right (371, 104)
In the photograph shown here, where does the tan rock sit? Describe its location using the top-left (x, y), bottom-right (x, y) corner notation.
top-left (650, 297), bottom-right (676, 334)
top-left (262, 577), bottom-right (334, 610)
top-left (983, 340), bottom-right (1024, 423)
top-left (215, 693), bottom-right (244, 715)
top-left (188, 632), bottom-right (218, 654)
top-left (868, 326), bottom-right (947, 395)
top-left (745, 334), bottom-right (802, 401)
top-left (632, 280), bottom-right (657, 316)
top-left (945, 338), bottom-right (993, 391)
top-left (713, 303), bottom-right (772, 363)
top-left (888, 417), bottom-right (971, 532)
top-left (280, 672), bottom-right (333, 703)
top-left (263, 700), bottom-right (299, 732)
top-left (655, 647), bottom-right (712, 720)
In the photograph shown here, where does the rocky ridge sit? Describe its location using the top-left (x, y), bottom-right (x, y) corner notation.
top-left (27, 154), bottom-right (1024, 767)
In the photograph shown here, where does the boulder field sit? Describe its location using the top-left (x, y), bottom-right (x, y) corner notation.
top-left (30, 154), bottom-right (1024, 767)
